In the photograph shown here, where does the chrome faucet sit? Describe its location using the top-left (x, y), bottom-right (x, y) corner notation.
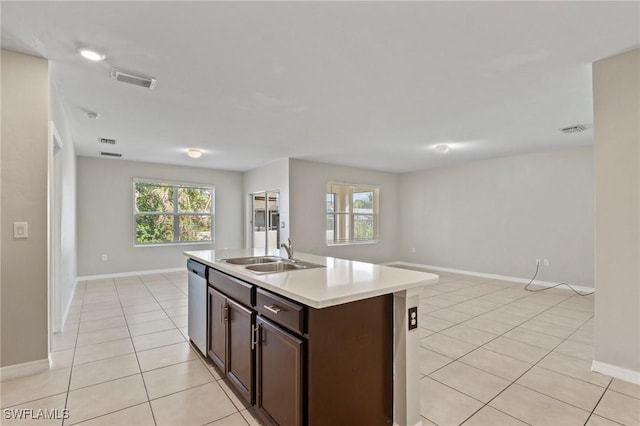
top-left (280, 238), bottom-right (294, 260)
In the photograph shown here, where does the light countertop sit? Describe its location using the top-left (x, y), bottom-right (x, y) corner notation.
top-left (185, 248), bottom-right (439, 308)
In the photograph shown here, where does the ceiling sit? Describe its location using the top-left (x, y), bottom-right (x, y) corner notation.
top-left (1, 2), bottom-right (638, 173)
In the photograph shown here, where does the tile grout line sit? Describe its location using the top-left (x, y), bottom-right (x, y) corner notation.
top-left (456, 301), bottom-right (598, 425)
top-left (419, 278), bottom-right (569, 379)
top-left (422, 279), bottom-right (596, 425)
top-left (415, 271), bottom-right (602, 425)
top-left (583, 380), bottom-right (615, 426)
top-left (421, 272), bottom-right (593, 349)
top-left (53, 273), bottom-right (232, 425)
top-left (61, 280), bottom-right (88, 426)
top-left (29, 270), bottom-right (612, 426)
top-left (113, 277), bottom-right (159, 426)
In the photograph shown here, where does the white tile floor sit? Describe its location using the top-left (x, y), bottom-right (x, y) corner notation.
top-left (1, 269), bottom-right (639, 425)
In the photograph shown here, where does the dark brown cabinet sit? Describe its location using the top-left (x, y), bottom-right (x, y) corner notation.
top-left (256, 316), bottom-right (304, 426)
top-left (205, 266), bottom-right (393, 426)
top-left (207, 287), bottom-right (227, 371)
top-left (226, 298), bottom-right (255, 403)
top-left (207, 285), bottom-right (255, 404)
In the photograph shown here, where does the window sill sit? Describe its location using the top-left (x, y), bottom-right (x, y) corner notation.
top-left (134, 241), bottom-right (214, 248)
top-left (327, 240), bottom-right (379, 247)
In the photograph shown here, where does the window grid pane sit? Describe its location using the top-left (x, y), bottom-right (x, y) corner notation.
top-left (326, 183), bottom-right (379, 245)
top-left (136, 214), bottom-right (174, 244)
top-left (134, 181), bottom-right (214, 245)
top-left (135, 184), bottom-right (174, 213)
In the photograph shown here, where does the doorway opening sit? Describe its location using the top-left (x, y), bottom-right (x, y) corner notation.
top-left (250, 191), bottom-right (280, 252)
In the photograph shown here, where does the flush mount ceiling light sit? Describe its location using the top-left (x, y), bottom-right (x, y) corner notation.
top-left (79, 48), bottom-right (105, 61)
top-left (434, 144), bottom-right (451, 154)
top-left (86, 112), bottom-right (100, 119)
top-left (187, 149), bottom-right (203, 159)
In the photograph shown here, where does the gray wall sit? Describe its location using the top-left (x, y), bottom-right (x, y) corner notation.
top-left (399, 147), bottom-right (595, 286)
top-left (289, 158), bottom-right (400, 264)
top-left (77, 157), bottom-right (243, 276)
top-left (1, 50), bottom-right (49, 367)
top-left (50, 80), bottom-right (78, 330)
top-left (243, 158), bottom-right (290, 248)
top-left (593, 48), bottom-right (640, 376)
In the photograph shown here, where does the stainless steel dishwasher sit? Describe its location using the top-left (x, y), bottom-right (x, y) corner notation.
top-left (187, 259), bottom-right (207, 355)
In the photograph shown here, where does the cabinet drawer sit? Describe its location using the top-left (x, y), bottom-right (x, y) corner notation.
top-left (208, 268), bottom-right (254, 307)
top-left (256, 288), bottom-right (305, 335)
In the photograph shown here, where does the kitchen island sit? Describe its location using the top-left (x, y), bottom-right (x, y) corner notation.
top-left (185, 248), bottom-right (438, 426)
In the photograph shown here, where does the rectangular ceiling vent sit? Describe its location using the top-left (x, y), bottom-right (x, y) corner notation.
top-left (560, 124), bottom-right (586, 134)
top-left (100, 151), bottom-right (122, 158)
top-left (110, 69), bottom-right (157, 89)
top-left (98, 137), bottom-right (116, 144)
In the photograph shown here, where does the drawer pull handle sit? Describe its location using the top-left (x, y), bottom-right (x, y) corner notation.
top-left (264, 304), bottom-right (284, 314)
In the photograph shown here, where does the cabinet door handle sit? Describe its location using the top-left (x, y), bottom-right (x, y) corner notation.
top-left (251, 325), bottom-right (260, 350)
top-left (222, 305), bottom-right (228, 323)
top-left (263, 304), bottom-right (284, 314)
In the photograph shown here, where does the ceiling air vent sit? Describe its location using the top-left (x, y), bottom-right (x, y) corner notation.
top-left (560, 125), bottom-right (586, 134)
top-left (98, 137), bottom-right (116, 144)
top-left (110, 69), bottom-right (157, 89)
top-left (100, 151), bottom-right (122, 158)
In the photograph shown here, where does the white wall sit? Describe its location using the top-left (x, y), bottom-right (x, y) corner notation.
top-left (1, 49), bottom-right (50, 367)
top-left (289, 159), bottom-right (400, 264)
top-left (399, 147), bottom-right (595, 286)
top-left (593, 48), bottom-right (640, 379)
top-left (50, 80), bottom-right (78, 330)
top-left (243, 158), bottom-right (290, 249)
top-left (77, 157), bottom-right (243, 276)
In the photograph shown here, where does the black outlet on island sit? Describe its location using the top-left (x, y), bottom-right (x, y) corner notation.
top-left (408, 306), bottom-right (418, 330)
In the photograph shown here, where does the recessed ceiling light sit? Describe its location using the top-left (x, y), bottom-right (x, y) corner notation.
top-left (434, 144), bottom-right (451, 154)
top-left (187, 149), bottom-right (202, 159)
top-left (79, 48), bottom-right (105, 61)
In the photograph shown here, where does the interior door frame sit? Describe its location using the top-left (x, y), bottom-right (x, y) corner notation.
top-left (48, 121), bottom-right (63, 349)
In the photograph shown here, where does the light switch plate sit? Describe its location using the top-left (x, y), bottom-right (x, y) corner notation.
top-left (13, 222), bottom-right (28, 239)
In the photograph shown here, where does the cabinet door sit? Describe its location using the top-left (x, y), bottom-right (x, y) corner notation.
top-left (208, 287), bottom-right (227, 372)
top-left (256, 317), bottom-right (303, 426)
top-left (227, 298), bottom-right (255, 404)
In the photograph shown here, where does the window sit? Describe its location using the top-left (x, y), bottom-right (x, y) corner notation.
top-left (134, 179), bottom-right (214, 245)
top-left (326, 183), bottom-right (379, 245)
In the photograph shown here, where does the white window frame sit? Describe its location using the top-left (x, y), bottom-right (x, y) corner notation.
top-left (326, 182), bottom-right (379, 246)
top-left (133, 178), bottom-right (215, 247)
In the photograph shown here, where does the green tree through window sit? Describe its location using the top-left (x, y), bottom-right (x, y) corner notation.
top-left (134, 180), bottom-right (214, 245)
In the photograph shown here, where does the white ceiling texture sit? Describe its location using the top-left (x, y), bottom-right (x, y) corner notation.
top-left (1, 1), bottom-right (639, 172)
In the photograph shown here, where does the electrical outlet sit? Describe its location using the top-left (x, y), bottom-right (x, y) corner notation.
top-left (543, 259), bottom-right (550, 267)
top-left (408, 307), bottom-right (418, 330)
top-left (411, 247), bottom-right (416, 253)
top-left (101, 254), bottom-right (108, 261)
top-left (536, 259), bottom-right (541, 266)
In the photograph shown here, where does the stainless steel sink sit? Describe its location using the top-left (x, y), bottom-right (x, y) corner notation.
top-left (221, 256), bottom-right (283, 265)
top-left (246, 260), bottom-right (325, 274)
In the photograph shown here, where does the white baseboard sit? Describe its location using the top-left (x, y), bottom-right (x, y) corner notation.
top-left (386, 261), bottom-right (594, 294)
top-left (77, 266), bottom-right (186, 281)
top-left (592, 360), bottom-right (640, 385)
top-left (0, 358), bottom-right (49, 382)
